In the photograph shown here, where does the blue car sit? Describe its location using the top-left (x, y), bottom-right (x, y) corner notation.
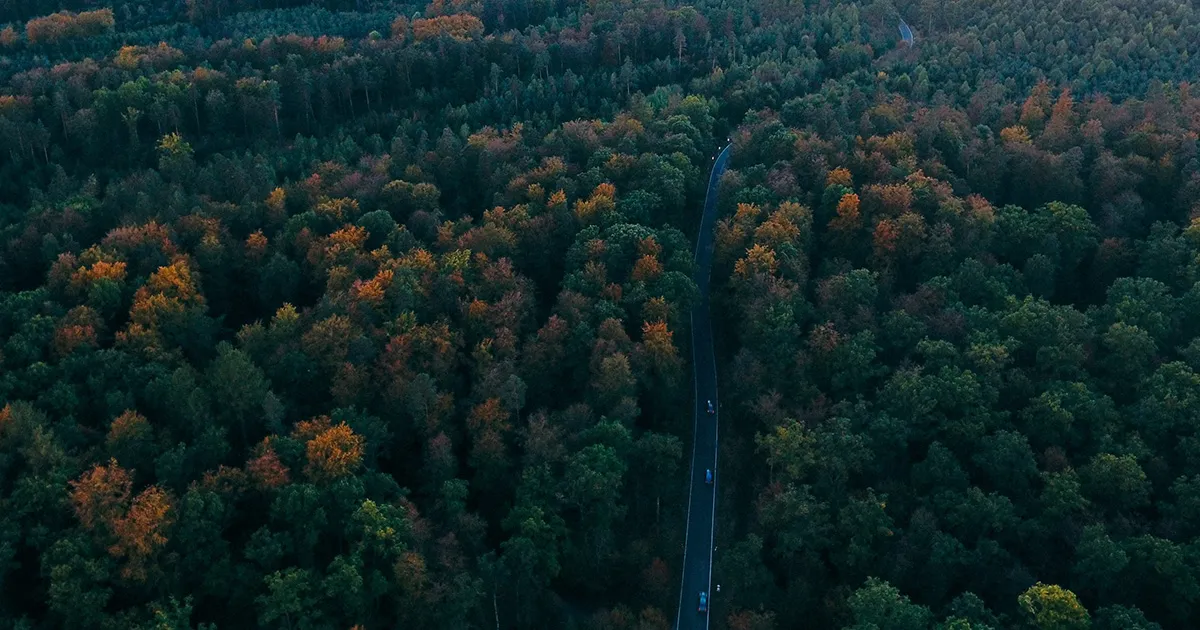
top-left (705, 469), bottom-right (713, 484)
top-left (706, 400), bottom-right (715, 415)
top-left (698, 591), bottom-right (708, 613)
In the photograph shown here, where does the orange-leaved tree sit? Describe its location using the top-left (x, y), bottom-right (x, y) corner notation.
top-left (298, 417), bottom-right (365, 481)
top-left (70, 459), bottom-right (175, 580)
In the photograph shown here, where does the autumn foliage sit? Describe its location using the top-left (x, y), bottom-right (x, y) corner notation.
top-left (25, 8), bottom-right (113, 45)
top-left (302, 420), bottom-right (365, 480)
top-left (70, 459), bottom-right (133, 531)
top-left (247, 441), bottom-right (291, 489)
top-left (411, 14), bottom-right (484, 42)
top-left (108, 486), bottom-right (174, 580)
top-left (4, 0), bottom-right (1200, 626)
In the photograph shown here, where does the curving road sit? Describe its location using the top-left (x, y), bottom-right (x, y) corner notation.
top-left (675, 142), bottom-right (732, 630)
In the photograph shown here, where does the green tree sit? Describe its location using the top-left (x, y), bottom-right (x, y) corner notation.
top-left (258, 568), bottom-right (323, 630)
top-left (845, 577), bottom-right (935, 630)
top-left (1080, 453), bottom-right (1150, 513)
top-left (1091, 605), bottom-right (1162, 630)
top-left (1072, 525), bottom-right (1127, 602)
top-left (207, 341), bottom-right (272, 448)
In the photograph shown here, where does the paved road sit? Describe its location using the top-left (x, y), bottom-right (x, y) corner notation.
top-left (675, 142), bottom-right (732, 630)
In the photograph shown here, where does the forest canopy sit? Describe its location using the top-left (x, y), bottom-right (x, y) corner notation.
top-left (2, 0), bottom-right (1200, 628)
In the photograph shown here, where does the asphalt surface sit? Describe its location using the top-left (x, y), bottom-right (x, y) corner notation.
top-left (675, 142), bottom-right (732, 630)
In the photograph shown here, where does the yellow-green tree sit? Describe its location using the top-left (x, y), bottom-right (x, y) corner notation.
top-left (1018, 583), bottom-right (1090, 630)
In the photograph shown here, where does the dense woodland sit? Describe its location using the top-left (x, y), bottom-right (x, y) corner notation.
top-left (2, 0), bottom-right (1200, 628)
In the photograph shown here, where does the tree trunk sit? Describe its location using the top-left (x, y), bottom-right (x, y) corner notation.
top-left (493, 588), bottom-right (500, 630)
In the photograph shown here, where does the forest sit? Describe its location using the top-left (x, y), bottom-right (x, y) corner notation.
top-left (2, 0), bottom-right (1200, 627)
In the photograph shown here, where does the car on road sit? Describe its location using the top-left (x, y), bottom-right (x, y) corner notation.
top-left (706, 400), bottom-right (715, 414)
top-left (698, 591), bottom-right (708, 613)
top-left (705, 469), bottom-right (713, 484)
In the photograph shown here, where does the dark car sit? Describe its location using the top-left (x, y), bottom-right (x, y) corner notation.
top-left (706, 400), bottom-right (715, 414)
top-left (698, 591), bottom-right (708, 613)
top-left (705, 469), bottom-right (713, 484)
